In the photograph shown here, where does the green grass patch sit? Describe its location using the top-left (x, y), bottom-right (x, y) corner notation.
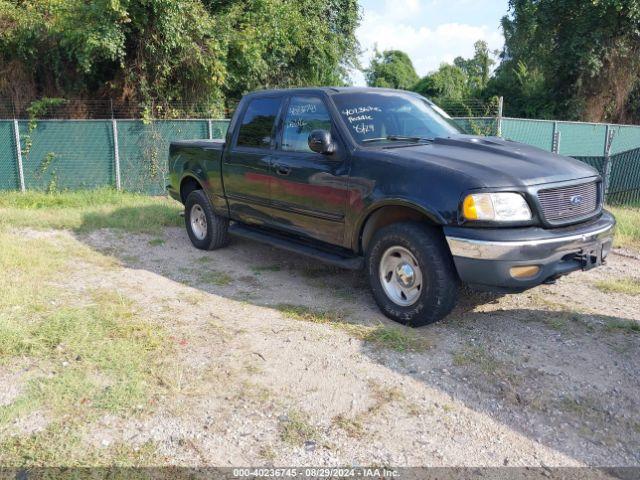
top-left (452, 344), bottom-right (501, 373)
top-left (0, 229), bottom-right (171, 465)
top-left (595, 277), bottom-right (640, 295)
top-left (604, 318), bottom-right (640, 334)
top-left (609, 204), bottom-right (640, 250)
top-left (275, 304), bottom-right (430, 352)
top-left (279, 411), bottom-right (318, 446)
top-left (0, 189), bottom-right (181, 233)
top-left (197, 270), bottom-right (233, 286)
top-left (332, 414), bottom-right (365, 438)
top-left (0, 423), bottom-right (164, 467)
top-left (250, 265), bottom-right (281, 275)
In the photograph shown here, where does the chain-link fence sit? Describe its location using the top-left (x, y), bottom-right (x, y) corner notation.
top-left (0, 97), bottom-right (639, 204)
top-left (0, 118), bottom-right (230, 194)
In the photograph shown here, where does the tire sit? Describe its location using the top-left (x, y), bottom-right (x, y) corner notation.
top-left (184, 190), bottom-right (229, 250)
top-left (366, 222), bottom-right (459, 327)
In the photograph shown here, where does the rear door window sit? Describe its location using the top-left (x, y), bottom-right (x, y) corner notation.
top-left (236, 97), bottom-right (282, 149)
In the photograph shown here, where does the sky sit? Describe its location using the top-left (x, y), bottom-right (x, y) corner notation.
top-left (352, 0), bottom-right (509, 85)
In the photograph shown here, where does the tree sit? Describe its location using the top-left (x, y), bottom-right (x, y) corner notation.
top-left (413, 64), bottom-right (469, 101)
top-left (0, 0), bottom-right (361, 116)
top-left (453, 40), bottom-right (495, 92)
top-left (492, 0), bottom-right (640, 122)
top-left (365, 49), bottom-right (419, 90)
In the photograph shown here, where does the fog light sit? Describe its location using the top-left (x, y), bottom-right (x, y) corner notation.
top-left (509, 265), bottom-right (540, 279)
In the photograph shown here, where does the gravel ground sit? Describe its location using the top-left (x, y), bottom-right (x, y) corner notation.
top-left (9, 227), bottom-right (640, 466)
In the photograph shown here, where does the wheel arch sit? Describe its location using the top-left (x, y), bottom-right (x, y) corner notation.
top-left (355, 201), bottom-right (444, 254)
top-left (179, 174), bottom-right (204, 204)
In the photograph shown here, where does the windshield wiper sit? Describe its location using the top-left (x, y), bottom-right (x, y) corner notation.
top-left (362, 135), bottom-right (433, 144)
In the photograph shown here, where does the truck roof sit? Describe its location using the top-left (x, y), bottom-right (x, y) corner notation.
top-left (243, 86), bottom-right (419, 97)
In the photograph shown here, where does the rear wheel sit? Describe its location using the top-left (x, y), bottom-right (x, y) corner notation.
top-left (366, 222), bottom-right (458, 326)
top-left (184, 190), bottom-right (229, 250)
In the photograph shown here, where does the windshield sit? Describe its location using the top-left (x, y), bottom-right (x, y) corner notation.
top-left (332, 91), bottom-right (462, 146)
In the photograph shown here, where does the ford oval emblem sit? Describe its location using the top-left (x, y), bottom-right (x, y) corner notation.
top-left (570, 195), bottom-right (583, 206)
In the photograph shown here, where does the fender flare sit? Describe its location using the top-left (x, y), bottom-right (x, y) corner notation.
top-left (352, 198), bottom-right (445, 253)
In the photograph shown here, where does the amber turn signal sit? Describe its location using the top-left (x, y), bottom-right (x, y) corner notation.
top-left (509, 266), bottom-right (541, 279)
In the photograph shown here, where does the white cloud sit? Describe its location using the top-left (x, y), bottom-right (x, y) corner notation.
top-left (352, 0), bottom-right (504, 85)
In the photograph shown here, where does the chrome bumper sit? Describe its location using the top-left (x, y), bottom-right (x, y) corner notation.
top-left (446, 223), bottom-right (615, 261)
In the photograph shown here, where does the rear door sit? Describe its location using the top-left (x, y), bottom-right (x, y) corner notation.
top-left (222, 96), bottom-right (283, 225)
top-left (268, 95), bottom-right (350, 245)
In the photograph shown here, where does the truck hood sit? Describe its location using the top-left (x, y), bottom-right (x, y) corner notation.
top-left (383, 135), bottom-right (599, 188)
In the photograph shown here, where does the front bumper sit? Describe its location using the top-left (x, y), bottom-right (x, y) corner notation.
top-left (444, 211), bottom-right (616, 292)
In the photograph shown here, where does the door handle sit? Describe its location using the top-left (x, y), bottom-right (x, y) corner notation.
top-left (275, 164), bottom-right (291, 176)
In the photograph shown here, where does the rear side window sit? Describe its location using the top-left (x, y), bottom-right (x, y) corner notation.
top-left (282, 96), bottom-right (332, 153)
top-left (236, 97), bottom-right (282, 148)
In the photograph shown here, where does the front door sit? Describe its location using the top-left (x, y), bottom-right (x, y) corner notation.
top-left (268, 95), bottom-right (349, 245)
top-left (222, 96), bottom-right (283, 226)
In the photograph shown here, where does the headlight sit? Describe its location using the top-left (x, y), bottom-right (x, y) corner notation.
top-left (462, 192), bottom-right (532, 222)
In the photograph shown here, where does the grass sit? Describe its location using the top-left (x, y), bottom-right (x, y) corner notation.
top-left (332, 380), bottom-right (404, 439)
top-left (274, 304), bottom-right (430, 352)
top-left (608, 204), bottom-right (640, 250)
top-left (0, 189), bottom-right (181, 234)
top-left (0, 228), bottom-right (170, 465)
top-left (332, 414), bottom-right (365, 438)
top-left (250, 265), bottom-right (281, 275)
top-left (604, 318), bottom-right (640, 334)
top-left (594, 277), bottom-right (640, 295)
top-left (279, 411), bottom-right (318, 446)
top-left (197, 270), bottom-right (233, 286)
top-left (452, 344), bottom-right (499, 372)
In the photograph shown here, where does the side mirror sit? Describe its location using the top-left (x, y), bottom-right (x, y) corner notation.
top-left (308, 130), bottom-right (335, 155)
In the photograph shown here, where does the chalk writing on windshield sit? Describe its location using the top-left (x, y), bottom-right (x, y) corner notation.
top-left (341, 106), bottom-right (381, 135)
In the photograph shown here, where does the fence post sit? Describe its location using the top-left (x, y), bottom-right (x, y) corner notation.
top-left (551, 122), bottom-right (561, 154)
top-left (497, 96), bottom-right (504, 137)
top-left (207, 119), bottom-right (213, 140)
top-left (602, 125), bottom-right (615, 197)
top-left (12, 119), bottom-right (25, 192)
top-left (112, 119), bottom-right (122, 191)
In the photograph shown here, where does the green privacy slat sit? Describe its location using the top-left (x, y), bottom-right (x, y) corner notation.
top-left (1, 117), bottom-right (638, 204)
top-left (556, 122), bottom-right (607, 157)
top-left (609, 125), bottom-right (640, 155)
top-left (18, 120), bottom-right (114, 191)
top-left (117, 120), bottom-right (209, 194)
top-left (606, 147), bottom-right (640, 205)
top-left (210, 120), bottom-right (230, 139)
top-left (0, 121), bottom-right (19, 190)
top-left (501, 119), bottom-right (554, 151)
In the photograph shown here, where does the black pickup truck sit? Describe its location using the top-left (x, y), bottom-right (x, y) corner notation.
top-left (168, 87), bottom-right (615, 326)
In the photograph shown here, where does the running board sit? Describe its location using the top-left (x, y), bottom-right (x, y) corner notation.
top-left (228, 224), bottom-right (364, 270)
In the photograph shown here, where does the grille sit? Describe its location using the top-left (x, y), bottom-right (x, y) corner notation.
top-left (537, 181), bottom-right (600, 223)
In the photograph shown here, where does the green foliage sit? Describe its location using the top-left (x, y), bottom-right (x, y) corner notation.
top-left (491, 0), bottom-right (640, 122)
top-left (0, 0), bottom-right (360, 114)
top-left (411, 41), bottom-right (499, 117)
top-left (365, 49), bottom-right (419, 90)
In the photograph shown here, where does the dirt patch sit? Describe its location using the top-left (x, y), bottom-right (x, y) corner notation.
top-left (2, 227), bottom-right (639, 466)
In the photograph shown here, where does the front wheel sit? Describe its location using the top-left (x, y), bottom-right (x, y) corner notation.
top-left (184, 190), bottom-right (229, 250)
top-left (366, 222), bottom-right (459, 327)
